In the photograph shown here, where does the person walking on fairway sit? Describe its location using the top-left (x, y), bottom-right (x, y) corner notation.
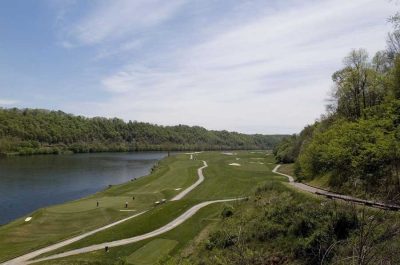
top-left (125, 201), bottom-right (128, 208)
top-left (96, 201), bottom-right (99, 207)
top-left (105, 246), bottom-right (109, 252)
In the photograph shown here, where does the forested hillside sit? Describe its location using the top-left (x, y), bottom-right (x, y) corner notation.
top-left (0, 108), bottom-right (284, 155)
top-left (274, 13), bottom-right (400, 203)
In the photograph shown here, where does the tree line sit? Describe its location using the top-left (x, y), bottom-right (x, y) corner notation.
top-left (0, 108), bottom-right (285, 155)
top-left (274, 12), bottom-right (400, 203)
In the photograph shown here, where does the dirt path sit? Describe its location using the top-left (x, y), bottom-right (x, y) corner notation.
top-left (272, 165), bottom-right (400, 211)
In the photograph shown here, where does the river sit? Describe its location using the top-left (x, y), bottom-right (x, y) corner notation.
top-left (0, 152), bottom-right (168, 225)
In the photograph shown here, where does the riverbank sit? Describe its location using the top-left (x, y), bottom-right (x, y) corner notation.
top-left (0, 151), bottom-right (277, 264)
top-left (4, 151), bottom-right (399, 265)
top-left (0, 153), bottom-right (204, 262)
top-left (0, 152), bottom-right (169, 225)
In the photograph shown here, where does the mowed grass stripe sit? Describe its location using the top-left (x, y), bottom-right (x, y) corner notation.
top-left (35, 151), bottom-right (279, 264)
top-left (125, 239), bottom-right (178, 265)
top-left (0, 155), bottom-right (199, 263)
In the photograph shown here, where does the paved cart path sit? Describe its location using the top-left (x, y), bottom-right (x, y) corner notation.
top-left (2, 159), bottom-right (209, 265)
top-left (170, 160), bottom-right (207, 201)
top-left (1, 211), bottom-right (147, 265)
top-left (26, 198), bottom-right (242, 264)
top-left (272, 164), bottom-right (400, 211)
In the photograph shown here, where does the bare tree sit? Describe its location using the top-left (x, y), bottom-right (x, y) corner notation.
top-left (372, 51), bottom-right (392, 73)
top-left (387, 31), bottom-right (400, 57)
top-left (387, 12), bottom-right (400, 57)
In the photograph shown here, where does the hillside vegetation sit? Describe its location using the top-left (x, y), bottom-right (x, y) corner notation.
top-left (27, 152), bottom-right (400, 265)
top-left (0, 108), bottom-right (285, 155)
top-left (274, 13), bottom-right (400, 203)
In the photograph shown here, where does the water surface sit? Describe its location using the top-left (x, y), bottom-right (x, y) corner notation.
top-left (0, 152), bottom-right (167, 225)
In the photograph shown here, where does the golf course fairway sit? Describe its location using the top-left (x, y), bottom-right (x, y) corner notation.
top-left (0, 151), bottom-right (282, 264)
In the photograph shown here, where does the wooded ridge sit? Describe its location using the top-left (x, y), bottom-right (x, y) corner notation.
top-left (0, 108), bottom-right (285, 155)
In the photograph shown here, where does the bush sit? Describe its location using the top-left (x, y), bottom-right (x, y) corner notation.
top-left (221, 206), bottom-right (234, 218)
top-left (206, 231), bottom-right (238, 250)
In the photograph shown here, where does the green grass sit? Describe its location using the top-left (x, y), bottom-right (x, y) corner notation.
top-left (48, 196), bottom-right (137, 213)
top-left (29, 151), bottom-right (400, 265)
top-left (306, 174), bottom-right (331, 188)
top-left (31, 151), bottom-right (284, 264)
top-left (2, 151), bottom-right (284, 264)
top-left (36, 202), bottom-right (232, 265)
top-left (38, 151), bottom-right (282, 256)
top-left (0, 154), bottom-right (200, 263)
top-left (125, 239), bottom-right (178, 265)
top-left (276, 163), bottom-right (295, 177)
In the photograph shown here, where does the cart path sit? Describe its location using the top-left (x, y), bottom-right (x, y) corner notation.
top-left (170, 160), bottom-right (207, 201)
top-left (2, 159), bottom-right (208, 265)
top-left (1, 211), bottom-right (148, 265)
top-left (28, 198), bottom-right (243, 264)
top-left (272, 164), bottom-right (400, 211)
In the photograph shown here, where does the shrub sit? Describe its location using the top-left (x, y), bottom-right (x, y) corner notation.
top-left (221, 206), bottom-right (234, 218)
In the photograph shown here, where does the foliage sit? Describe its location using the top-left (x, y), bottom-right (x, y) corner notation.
top-left (221, 205), bottom-right (234, 219)
top-left (296, 102), bottom-right (400, 201)
top-left (185, 182), bottom-right (364, 265)
top-left (0, 108), bottom-right (286, 155)
top-left (273, 124), bottom-right (316, 164)
top-left (273, 13), bottom-right (400, 201)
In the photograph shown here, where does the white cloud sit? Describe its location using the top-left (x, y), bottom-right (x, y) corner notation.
top-left (0, 99), bottom-right (19, 106)
top-left (61, 0), bottom-right (396, 134)
top-left (64, 0), bottom-right (184, 46)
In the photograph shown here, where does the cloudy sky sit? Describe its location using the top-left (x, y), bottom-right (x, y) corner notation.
top-left (0, 0), bottom-right (396, 134)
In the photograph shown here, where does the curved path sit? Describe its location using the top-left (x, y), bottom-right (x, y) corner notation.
top-left (27, 198), bottom-right (242, 264)
top-left (2, 211), bottom-right (148, 265)
top-left (2, 159), bottom-right (209, 265)
top-left (170, 160), bottom-right (207, 201)
top-left (273, 165), bottom-right (400, 211)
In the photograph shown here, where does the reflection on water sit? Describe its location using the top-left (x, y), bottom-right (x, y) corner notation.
top-left (0, 152), bottom-right (167, 225)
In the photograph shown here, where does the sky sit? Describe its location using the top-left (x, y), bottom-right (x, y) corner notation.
top-left (0, 0), bottom-right (397, 134)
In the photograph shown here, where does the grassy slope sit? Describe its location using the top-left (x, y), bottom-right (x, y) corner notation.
top-left (276, 163), bottom-right (295, 177)
top-left (37, 203), bottom-right (226, 265)
top-left (277, 163), bottom-right (331, 190)
top-left (125, 239), bottom-right (178, 265)
top-left (34, 151), bottom-right (282, 264)
top-left (33, 152), bottom-right (400, 265)
top-left (0, 154), bottom-right (201, 262)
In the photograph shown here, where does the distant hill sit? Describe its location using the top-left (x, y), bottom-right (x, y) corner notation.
top-left (0, 108), bottom-right (286, 155)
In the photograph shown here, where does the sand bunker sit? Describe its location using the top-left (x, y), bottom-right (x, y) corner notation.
top-left (174, 188), bottom-right (182, 191)
top-left (25, 217), bottom-right (32, 222)
top-left (222, 152), bottom-right (235, 156)
top-left (119, 210), bottom-right (136, 212)
top-left (229, 163), bottom-right (241, 166)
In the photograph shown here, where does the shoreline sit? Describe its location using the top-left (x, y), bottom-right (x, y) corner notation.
top-left (0, 152), bottom-right (170, 226)
top-left (0, 152), bottom-right (204, 263)
top-left (0, 147), bottom-right (269, 157)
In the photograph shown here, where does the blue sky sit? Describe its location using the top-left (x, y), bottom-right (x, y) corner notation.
top-left (0, 0), bottom-right (396, 134)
